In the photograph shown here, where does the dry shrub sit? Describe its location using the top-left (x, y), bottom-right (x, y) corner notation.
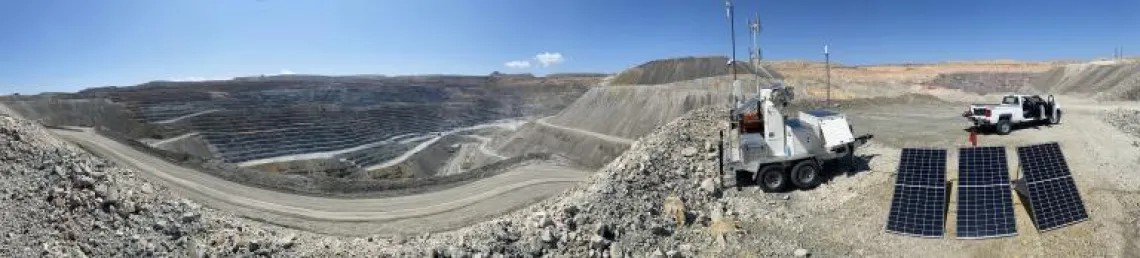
top-left (663, 194), bottom-right (686, 227)
top-left (709, 217), bottom-right (737, 247)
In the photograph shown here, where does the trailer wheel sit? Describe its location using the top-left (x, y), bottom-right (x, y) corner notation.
top-left (791, 160), bottom-right (824, 189)
top-left (756, 165), bottom-right (789, 192)
top-left (996, 120), bottom-right (1012, 135)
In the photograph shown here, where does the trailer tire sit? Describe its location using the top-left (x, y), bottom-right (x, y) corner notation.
top-left (996, 120), bottom-right (1012, 135)
top-left (791, 160), bottom-right (824, 189)
top-left (756, 165), bottom-right (789, 192)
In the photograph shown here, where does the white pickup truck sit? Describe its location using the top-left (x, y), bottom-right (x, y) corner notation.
top-left (963, 94), bottom-right (1061, 135)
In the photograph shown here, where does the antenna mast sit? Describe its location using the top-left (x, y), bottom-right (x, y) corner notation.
top-left (726, 0), bottom-right (737, 80)
top-left (750, 14), bottom-right (761, 64)
top-left (749, 14), bottom-right (761, 93)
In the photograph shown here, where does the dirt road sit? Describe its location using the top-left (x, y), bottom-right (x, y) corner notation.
top-left (536, 116), bottom-right (634, 145)
top-left (51, 128), bottom-right (590, 236)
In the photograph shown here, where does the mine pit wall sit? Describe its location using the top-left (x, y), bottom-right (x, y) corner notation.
top-left (149, 133), bottom-right (217, 160)
top-left (1030, 63), bottom-right (1140, 100)
top-left (248, 159), bottom-right (355, 178)
top-left (926, 72), bottom-right (1041, 95)
top-left (0, 97), bottom-right (156, 138)
top-left (363, 134), bottom-right (473, 179)
top-left (239, 133), bottom-right (476, 181)
top-left (921, 63), bottom-right (1140, 100)
top-left (92, 121), bottom-right (558, 197)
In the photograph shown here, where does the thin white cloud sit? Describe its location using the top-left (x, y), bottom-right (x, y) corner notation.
top-left (279, 69), bottom-right (295, 75)
top-left (505, 60), bottom-right (532, 69)
top-left (534, 52), bottom-right (565, 67)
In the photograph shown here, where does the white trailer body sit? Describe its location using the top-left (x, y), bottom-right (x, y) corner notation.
top-left (720, 85), bottom-right (872, 192)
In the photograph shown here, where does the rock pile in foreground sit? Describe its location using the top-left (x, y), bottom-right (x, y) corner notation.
top-left (0, 115), bottom-right (209, 257)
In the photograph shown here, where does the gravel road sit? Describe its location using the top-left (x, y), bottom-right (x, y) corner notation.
top-left (50, 127), bottom-right (590, 236)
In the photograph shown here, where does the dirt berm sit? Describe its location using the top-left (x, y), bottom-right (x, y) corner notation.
top-left (496, 74), bottom-right (775, 169)
top-left (608, 56), bottom-right (781, 85)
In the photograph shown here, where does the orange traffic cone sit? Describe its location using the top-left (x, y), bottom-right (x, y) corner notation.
top-left (969, 128), bottom-right (978, 147)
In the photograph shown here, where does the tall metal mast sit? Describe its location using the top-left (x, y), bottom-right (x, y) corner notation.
top-left (726, 0), bottom-right (737, 80)
top-left (750, 14), bottom-right (761, 63)
top-left (749, 14), bottom-right (761, 93)
top-left (825, 44), bottom-right (831, 104)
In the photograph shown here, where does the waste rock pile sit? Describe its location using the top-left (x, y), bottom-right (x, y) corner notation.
top-left (1103, 108), bottom-right (1140, 146)
top-left (0, 115), bottom-right (211, 257)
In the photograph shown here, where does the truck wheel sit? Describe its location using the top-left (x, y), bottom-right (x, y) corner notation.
top-left (791, 160), bottom-right (824, 189)
top-left (996, 120), bottom-right (1012, 135)
top-left (756, 165), bottom-right (789, 192)
top-left (1050, 110), bottom-right (1061, 124)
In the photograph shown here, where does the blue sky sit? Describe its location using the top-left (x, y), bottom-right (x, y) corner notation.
top-left (1, 0), bottom-right (1137, 93)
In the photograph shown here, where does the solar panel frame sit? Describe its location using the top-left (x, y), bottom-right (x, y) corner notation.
top-left (885, 148), bottom-right (948, 237)
top-left (955, 146), bottom-right (1018, 239)
top-left (1016, 142), bottom-right (1089, 232)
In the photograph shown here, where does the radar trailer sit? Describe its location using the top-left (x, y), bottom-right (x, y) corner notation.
top-left (719, 83), bottom-right (873, 192)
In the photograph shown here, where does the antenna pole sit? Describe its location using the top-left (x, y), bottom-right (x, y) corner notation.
top-left (726, 0), bottom-right (737, 80)
top-left (825, 44), bottom-right (831, 104)
top-left (750, 14), bottom-right (761, 93)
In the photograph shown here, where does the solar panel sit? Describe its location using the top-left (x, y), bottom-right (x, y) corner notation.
top-left (956, 146), bottom-right (1017, 239)
top-left (896, 148), bottom-right (948, 187)
top-left (885, 148), bottom-right (948, 237)
top-left (1016, 142), bottom-right (1073, 182)
top-left (958, 147), bottom-right (1010, 186)
top-left (1016, 142), bottom-right (1089, 231)
top-left (886, 185), bottom-right (947, 237)
top-left (956, 185), bottom-right (1017, 238)
top-left (1024, 177), bottom-right (1088, 231)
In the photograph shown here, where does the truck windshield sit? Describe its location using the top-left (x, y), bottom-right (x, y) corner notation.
top-left (1002, 96), bottom-right (1018, 105)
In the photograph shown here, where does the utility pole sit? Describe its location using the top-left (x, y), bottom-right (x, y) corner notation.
top-left (726, 0), bottom-right (737, 80)
top-left (825, 44), bottom-right (831, 104)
